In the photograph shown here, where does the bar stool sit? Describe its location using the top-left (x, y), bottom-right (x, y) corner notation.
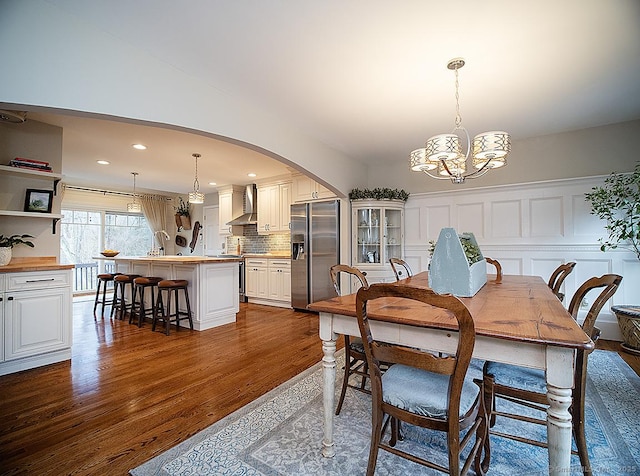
top-left (93, 272), bottom-right (121, 318)
top-left (130, 276), bottom-right (163, 327)
top-left (111, 273), bottom-right (141, 320)
top-left (153, 279), bottom-right (194, 335)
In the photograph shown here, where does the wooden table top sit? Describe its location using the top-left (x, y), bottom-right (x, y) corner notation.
top-left (308, 272), bottom-right (593, 350)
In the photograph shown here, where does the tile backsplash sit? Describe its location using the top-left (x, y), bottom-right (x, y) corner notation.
top-left (225, 224), bottom-right (291, 254)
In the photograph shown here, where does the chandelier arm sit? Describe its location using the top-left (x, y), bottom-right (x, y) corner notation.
top-left (421, 169), bottom-right (452, 180)
top-left (462, 162), bottom-right (493, 179)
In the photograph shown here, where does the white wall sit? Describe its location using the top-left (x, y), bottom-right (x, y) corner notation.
top-left (403, 176), bottom-right (639, 341)
top-left (0, 0), bottom-right (367, 197)
top-left (368, 120), bottom-right (640, 193)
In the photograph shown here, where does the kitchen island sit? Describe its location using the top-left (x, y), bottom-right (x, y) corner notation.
top-left (113, 256), bottom-right (241, 331)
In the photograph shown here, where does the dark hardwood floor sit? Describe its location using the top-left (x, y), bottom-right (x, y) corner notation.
top-left (0, 296), bottom-right (637, 475)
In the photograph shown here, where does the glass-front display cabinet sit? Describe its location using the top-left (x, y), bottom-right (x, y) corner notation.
top-left (351, 199), bottom-right (405, 285)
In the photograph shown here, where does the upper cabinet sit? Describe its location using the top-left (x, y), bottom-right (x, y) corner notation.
top-left (257, 179), bottom-right (292, 234)
top-left (292, 173), bottom-right (335, 203)
top-left (217, 185), bottom-right (244, 236)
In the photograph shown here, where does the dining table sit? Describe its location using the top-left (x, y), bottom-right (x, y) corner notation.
top-left (308, 271), bottom-right (593, 476)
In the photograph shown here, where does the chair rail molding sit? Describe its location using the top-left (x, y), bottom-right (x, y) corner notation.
top-left (403, 175), bottom-right (639, 341)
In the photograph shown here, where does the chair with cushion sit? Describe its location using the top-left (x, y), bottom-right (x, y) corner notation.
top-left (485, 257), bottom-right (502, 283)
top-left (130, 276), bottom-right (164, 327)
top-left (93, 272), bottom-right (121, 318)
top-left (547, 262), bottom-right (576, 302)
top-left (356, 283), bottom-right (488, 476)
top-left (153, 279), bottom-right (194, 335)
top-left (111, 273), bottom-right (141, 320)
top-left (330, 264), bottom-right (370, 416)
top-left (389, 258), bottom-right (412, 281)
top-left (483, 273), bottom-right (622, 475)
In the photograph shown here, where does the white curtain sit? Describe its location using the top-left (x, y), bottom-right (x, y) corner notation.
top-left (140, 195), bottom-right (170, 247)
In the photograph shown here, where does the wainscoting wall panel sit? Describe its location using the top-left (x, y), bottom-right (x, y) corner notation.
top-left (404, 176), bottom-right (639, 341)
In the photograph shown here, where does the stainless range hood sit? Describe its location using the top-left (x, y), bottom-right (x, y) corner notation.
top-left (226, 184), bottom-right (258, 225)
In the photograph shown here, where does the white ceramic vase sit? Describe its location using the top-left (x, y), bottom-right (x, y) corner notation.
top-left (0, 247), bottom-right (11, 266)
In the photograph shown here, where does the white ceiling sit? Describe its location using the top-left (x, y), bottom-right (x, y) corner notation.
top-left (12, 1), bottom-right (640, 195)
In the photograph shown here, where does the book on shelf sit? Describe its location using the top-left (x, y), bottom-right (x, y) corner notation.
top-left (14, 157), bottom-right (50, 166)
top-left (8, 160), bottom-right (53, 172)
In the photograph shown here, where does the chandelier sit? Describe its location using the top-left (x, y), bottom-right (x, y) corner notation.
top-left (409, 58), bottom-right (510, 184)
top-left (188, 153), bottom-right (204, 204)
top-left (127, 172), bottom-right (142, 213)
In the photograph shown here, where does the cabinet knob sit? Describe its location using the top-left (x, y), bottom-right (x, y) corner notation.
top-left (7, 296), bottom-right (14, 301)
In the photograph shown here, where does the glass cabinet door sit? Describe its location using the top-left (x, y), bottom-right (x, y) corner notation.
top-left (355, 207), bottom-right (382, 264)
top-left (384, 208), bottom-right (402, 260)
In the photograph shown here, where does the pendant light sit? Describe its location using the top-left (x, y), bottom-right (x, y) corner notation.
top-left (409, 58), bottom-right (510, 184)
top-left (188, 153), bottom-right (204, 204)
top-left (127, 172), bottom-right (142, 212)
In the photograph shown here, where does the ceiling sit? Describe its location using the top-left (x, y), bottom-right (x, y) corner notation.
top-left (8, 1), bottom-right (640, 196)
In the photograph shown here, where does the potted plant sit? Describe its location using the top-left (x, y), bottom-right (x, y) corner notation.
top-left (349, 187), bottom-right (409, 202)
top-left (0, 234), bottom-right (35, 266)
top-left (585, 162), bottom-right (640, 353)
top-left (174, 196), bottom-right (191, 230)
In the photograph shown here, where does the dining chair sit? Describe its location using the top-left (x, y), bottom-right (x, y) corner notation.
top-left (389, 258), bottom-right (412, 281)
top-left (485, 257), bottom-right (502, 283)
top-left (547, 262), bottom-right (577, 302)
top-left (329, 264), bottom-right (371, 415)
top-left (356, 283), bottom-right (488, 476)
top-left (482, 273), bottom-right (622, 476)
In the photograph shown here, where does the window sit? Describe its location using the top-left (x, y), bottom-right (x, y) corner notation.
top-left (61, 209), bottom-right (153, 292)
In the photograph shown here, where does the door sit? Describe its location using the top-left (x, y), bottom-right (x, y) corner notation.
top-left (204, 206), bottom-right (222, 256)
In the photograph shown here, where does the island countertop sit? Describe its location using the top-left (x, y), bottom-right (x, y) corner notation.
top-left (110, 255), bottom-right (242, 263)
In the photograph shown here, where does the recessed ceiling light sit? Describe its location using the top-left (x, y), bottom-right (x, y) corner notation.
top-left (132, 144), bottom-right (147, 150)
top-left (208, 182), bottom-right (217, 186)
top-left (247, 173), bottom-right (257, 177)
top-left (97, 160), bottom-right (110, 165)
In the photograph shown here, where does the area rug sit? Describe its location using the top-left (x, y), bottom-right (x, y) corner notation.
top-left (131, 350), bottom-right (640, 475)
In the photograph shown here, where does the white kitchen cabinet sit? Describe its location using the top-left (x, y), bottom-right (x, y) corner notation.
top-left (245, 257), bottom-right (290, 308)
top-left (257, 180), bottom-right (292, 234)
top-left (245, 258), bottom-right (269, 299)
top-left (268, 259), bottom-right (291, 302)
top-left (292, 174), bottom-right (335, 203)
top-left (218, 185), bottom-right (244, 236)
top-left (351, 199), bottom-right (405, 284)
top-left (0, 269), bottom-right (73, 375)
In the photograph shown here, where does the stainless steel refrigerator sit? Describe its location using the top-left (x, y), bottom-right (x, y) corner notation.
top-left (291, 200), bottom-right (340, 310)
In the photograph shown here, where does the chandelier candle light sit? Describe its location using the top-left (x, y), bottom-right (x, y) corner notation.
top-left (127, 172), bottom-right (142, 213)
top-left (189, 153), bottom-right (204, 204)
top-left (409, 58), bottom-right (511, 184)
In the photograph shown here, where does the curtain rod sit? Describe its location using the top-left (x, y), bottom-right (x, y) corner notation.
top-left (62, 184), bottom-right (173, 201)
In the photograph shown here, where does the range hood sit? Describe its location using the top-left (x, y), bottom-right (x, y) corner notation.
top-left (226, 184), bottom-right (258, 225)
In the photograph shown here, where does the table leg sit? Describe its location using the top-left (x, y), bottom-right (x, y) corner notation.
top-left (546, 346), bottom-right (575, 475)
top-left (322, 337), bottom-right (337, 457)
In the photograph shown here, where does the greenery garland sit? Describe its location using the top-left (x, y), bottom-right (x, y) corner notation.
top-left (349, 188), bottom-right (409, 201)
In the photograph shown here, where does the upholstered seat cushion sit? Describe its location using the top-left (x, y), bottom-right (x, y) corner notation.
top-left (484, 361), bottom-right (546, 394)
top-left (382, 364), bottom-right (480, 418)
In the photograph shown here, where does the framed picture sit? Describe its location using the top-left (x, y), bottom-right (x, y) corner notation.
top-left (24, 189), bottom-right (53, 213)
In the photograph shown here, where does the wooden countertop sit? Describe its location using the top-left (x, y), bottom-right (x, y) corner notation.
top-left (0, 257), bottom-right (75, 273)
top-left (243, 253), bottom-right (291, 259)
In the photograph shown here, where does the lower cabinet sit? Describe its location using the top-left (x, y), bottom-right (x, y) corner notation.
top-left (246, 258), bottom-right (291, 308)
top-left (1, 269), bottom-right (73, 376)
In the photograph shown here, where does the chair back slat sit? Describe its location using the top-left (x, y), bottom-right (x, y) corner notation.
top-left (330, 264), bottom-right (369, 296)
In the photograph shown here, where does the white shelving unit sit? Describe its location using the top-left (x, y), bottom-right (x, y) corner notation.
top-left (0, 165), bottom-right (63, 233)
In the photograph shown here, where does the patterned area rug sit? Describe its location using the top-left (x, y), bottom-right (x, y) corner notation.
top-left (131, 350), bottom-right (640, 475)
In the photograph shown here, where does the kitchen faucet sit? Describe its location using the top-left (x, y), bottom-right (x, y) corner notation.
top-left (152, 230), bottom-right (170, 256)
